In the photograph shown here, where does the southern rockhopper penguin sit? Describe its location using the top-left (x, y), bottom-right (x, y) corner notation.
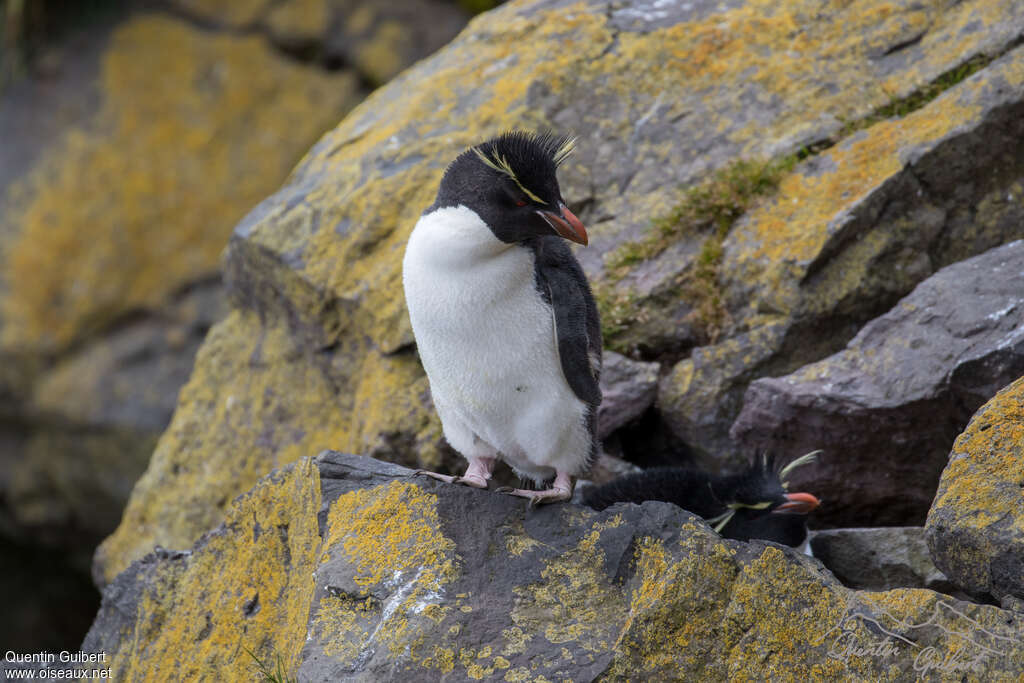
top-left (402, 131), bottom-right (601, 504)
top-left (582, 452), bottom-right (821, 548)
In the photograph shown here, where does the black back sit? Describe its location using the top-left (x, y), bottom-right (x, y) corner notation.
top-left (582, 458), bottom-right (813, 547)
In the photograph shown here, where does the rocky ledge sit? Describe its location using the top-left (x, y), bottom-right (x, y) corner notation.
top-left (82, 452), bottom-right (1024, 681)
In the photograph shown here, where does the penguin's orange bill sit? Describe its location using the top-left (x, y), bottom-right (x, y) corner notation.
top-left (774, 492), bottom-right (820, 514)
top-left (538, 204), bottom-right (588, 245)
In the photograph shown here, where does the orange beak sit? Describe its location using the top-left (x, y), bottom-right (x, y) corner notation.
top-left (774, 492), bottom-right (820, 514)
top-left (538, 202), bottom-right (588, 245)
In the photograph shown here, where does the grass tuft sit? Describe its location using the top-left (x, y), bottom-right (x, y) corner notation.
top-left (245, 646), bottom-right (297, 683)
top-left (599, 156), bottom-right (795, 345)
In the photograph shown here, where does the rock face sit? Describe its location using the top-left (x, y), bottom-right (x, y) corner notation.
top-left (596, 351), bottom-right (659, 439)
top-left (809, 527), bottom-right (958, 595)
top-left (926, 376), bottom-right (1024, 602)
top-left (171, 0), bottom-right (474, 86)
top-left (97, 0), bottom-right (1024, 584)
top-left (730, 240), bottom-right (1024, 527)
top-left (81, 452), bottom-right (1024, 681)
top-left (0, 11), bottom-right (358, 551)
top-left (1, 0), bottom-right (488, 650)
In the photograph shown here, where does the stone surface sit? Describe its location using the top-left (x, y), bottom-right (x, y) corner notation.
top-left (98, 0), bottom-right (1024, 584)
top-left (809, 527), bottom-right (957, 594)
top-left (173, 0), bottom-right (473, 86)
top-left (731, 241), bottom-right (1024, 527)
top-left (82, 452), bottom-right (1024, 681)
top-left (0, 10), bottom-right (358, 558)
top-left (597, 350), bottom-right (658, 439)
top-left (926, 376), bottom-right (1024, 601)
top-left (0, 13), bottom-right (359, 357)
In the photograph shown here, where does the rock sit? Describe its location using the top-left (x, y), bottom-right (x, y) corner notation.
top-left (659, 321), bottom-right (789, 467)
top-left (926, 376), bottom-right (1024, 601)
top-left (5, 283), bottom-right (227, 552)
top-left (597, 351), bottom-right (658, 439)
top-left (0, 11), bottom-right (358, 556)
top-left (176, 0), bottom-right (473, 86)
top-left (317, 0), bottom-right (470, 86)
top-left (0, 13), bottom-right (359, 358)
top-left (99, 0), bottom-right (1024, 583)
top-left (83, 452), bottom-right (1024, 680)
top-left (730, 240), bottom-right (1024, 527)
top-left (809, 527), bottom-right (958, 594)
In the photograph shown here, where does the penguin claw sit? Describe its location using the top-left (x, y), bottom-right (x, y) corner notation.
top-left (414, 469), bottom-right (490, 489)
top-left (413, 470), bottom-right (459, 485)
top-left (495, 486), bottom-right (514, 493)
top-left (453, 474), bottom-right (489, 489)
top-left (499, 486), bottom-right (573, 505)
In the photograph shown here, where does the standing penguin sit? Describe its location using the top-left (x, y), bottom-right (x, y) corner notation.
top-left (402, 131), bottom-right (601, 504)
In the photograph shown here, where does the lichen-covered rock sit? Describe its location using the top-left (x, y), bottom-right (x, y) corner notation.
top-left (83, 452), bottom-right (1024, 681)
top-left (730, 240), bottom-right (1024, 526)
top-left (809, 527), bottom-right (958, 594)
top-left (98, 0), bottom-right (1024, 584)
top-left (175, 0), bottom-right (473, 86)
top-left (6, 282), bottom-right (226, 551)
top-left (0, 14), bottom-right (358, 357)
top-left (83, 457), bottom-right (323, 680)
top-left (926, 376), bottom-right (1024, 601)
top-left (0, 11), bottom-right (358, 558)
top-left (665, 47), bottom-right (1024, 463)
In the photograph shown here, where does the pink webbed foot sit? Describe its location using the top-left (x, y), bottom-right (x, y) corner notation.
top-left (498, 470), bottom-right (574, 507)
top-left (415, 456), bottom-right (495, 490)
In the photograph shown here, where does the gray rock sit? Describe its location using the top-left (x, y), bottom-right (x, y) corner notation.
top-left (809, 527), bottom-right (959, 594)
top-left (597, 350), bottom-right (659, 439)
top-left (926, 375), bottom-right (1024, 601)
top-left (731, 240), bottom-right (1024, 527)
top-left (82, 452), bottom-right (1024, 680)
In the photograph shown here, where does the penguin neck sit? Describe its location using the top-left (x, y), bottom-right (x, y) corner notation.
top-left (413, 205), bottom-right (517, 266)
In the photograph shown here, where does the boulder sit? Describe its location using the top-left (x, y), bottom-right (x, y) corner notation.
top-left (81, 452), bottom-right (1024, 681)
top-left (170, 0), bottom-right (473, 85)
top-left (809, 527), bottom-right (958, 595)
top-left (0, 11), bottom-right (358, 555)
top-left (926, 375), bottom-right (1024, 601)
top-left (730, 241), bottom-right (1024, 527)
top-left (596, 351), bottom-right (659, 439)
top-left (98, 0), bottom-right (1024, 584)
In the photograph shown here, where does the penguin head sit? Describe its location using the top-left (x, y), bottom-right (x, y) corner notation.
top-left (709, 451), bottom-right (821, 546)
top-left (434, 130), bottom-right (587, 245)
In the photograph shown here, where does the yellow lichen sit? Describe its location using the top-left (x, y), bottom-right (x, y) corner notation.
top-left (0, 14), bottom-right (357, 354)
top-left (101, 459), bottom-right (321, 681)
top-left (322, 481), bottom-right (459, 659)
top-left (511, 515), bottom-right (626, 653)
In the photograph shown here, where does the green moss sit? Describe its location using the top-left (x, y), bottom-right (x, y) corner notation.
top-left (593, 283), bottom-right (638, 353)
top-left (599, 156), bottom-right (795, 345)
top-left (605, 156), bottom-right (796, 280)
top-left (837, 53), bottom-right (994, 139)
top-left (456, 0), bottom-right (502, 15)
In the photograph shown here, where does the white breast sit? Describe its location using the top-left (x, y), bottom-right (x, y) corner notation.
top-left (402, 206), bottom-right (590, 476)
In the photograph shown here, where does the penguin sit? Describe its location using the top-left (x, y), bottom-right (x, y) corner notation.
top-left (402, 131), bottom-right (601, 504)
top-left (582, 451), bottom-right (821, 549)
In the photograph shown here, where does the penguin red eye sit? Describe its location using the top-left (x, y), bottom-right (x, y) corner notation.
top-left (515, 200), bottom-right (527, 207)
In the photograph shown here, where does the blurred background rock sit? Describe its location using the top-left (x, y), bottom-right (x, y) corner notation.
top-left (0, 0), bottom-right (499, 652)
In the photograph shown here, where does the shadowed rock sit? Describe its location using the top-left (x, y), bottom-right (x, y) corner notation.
top-left (731, 240), bottom-right (1024, 526)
